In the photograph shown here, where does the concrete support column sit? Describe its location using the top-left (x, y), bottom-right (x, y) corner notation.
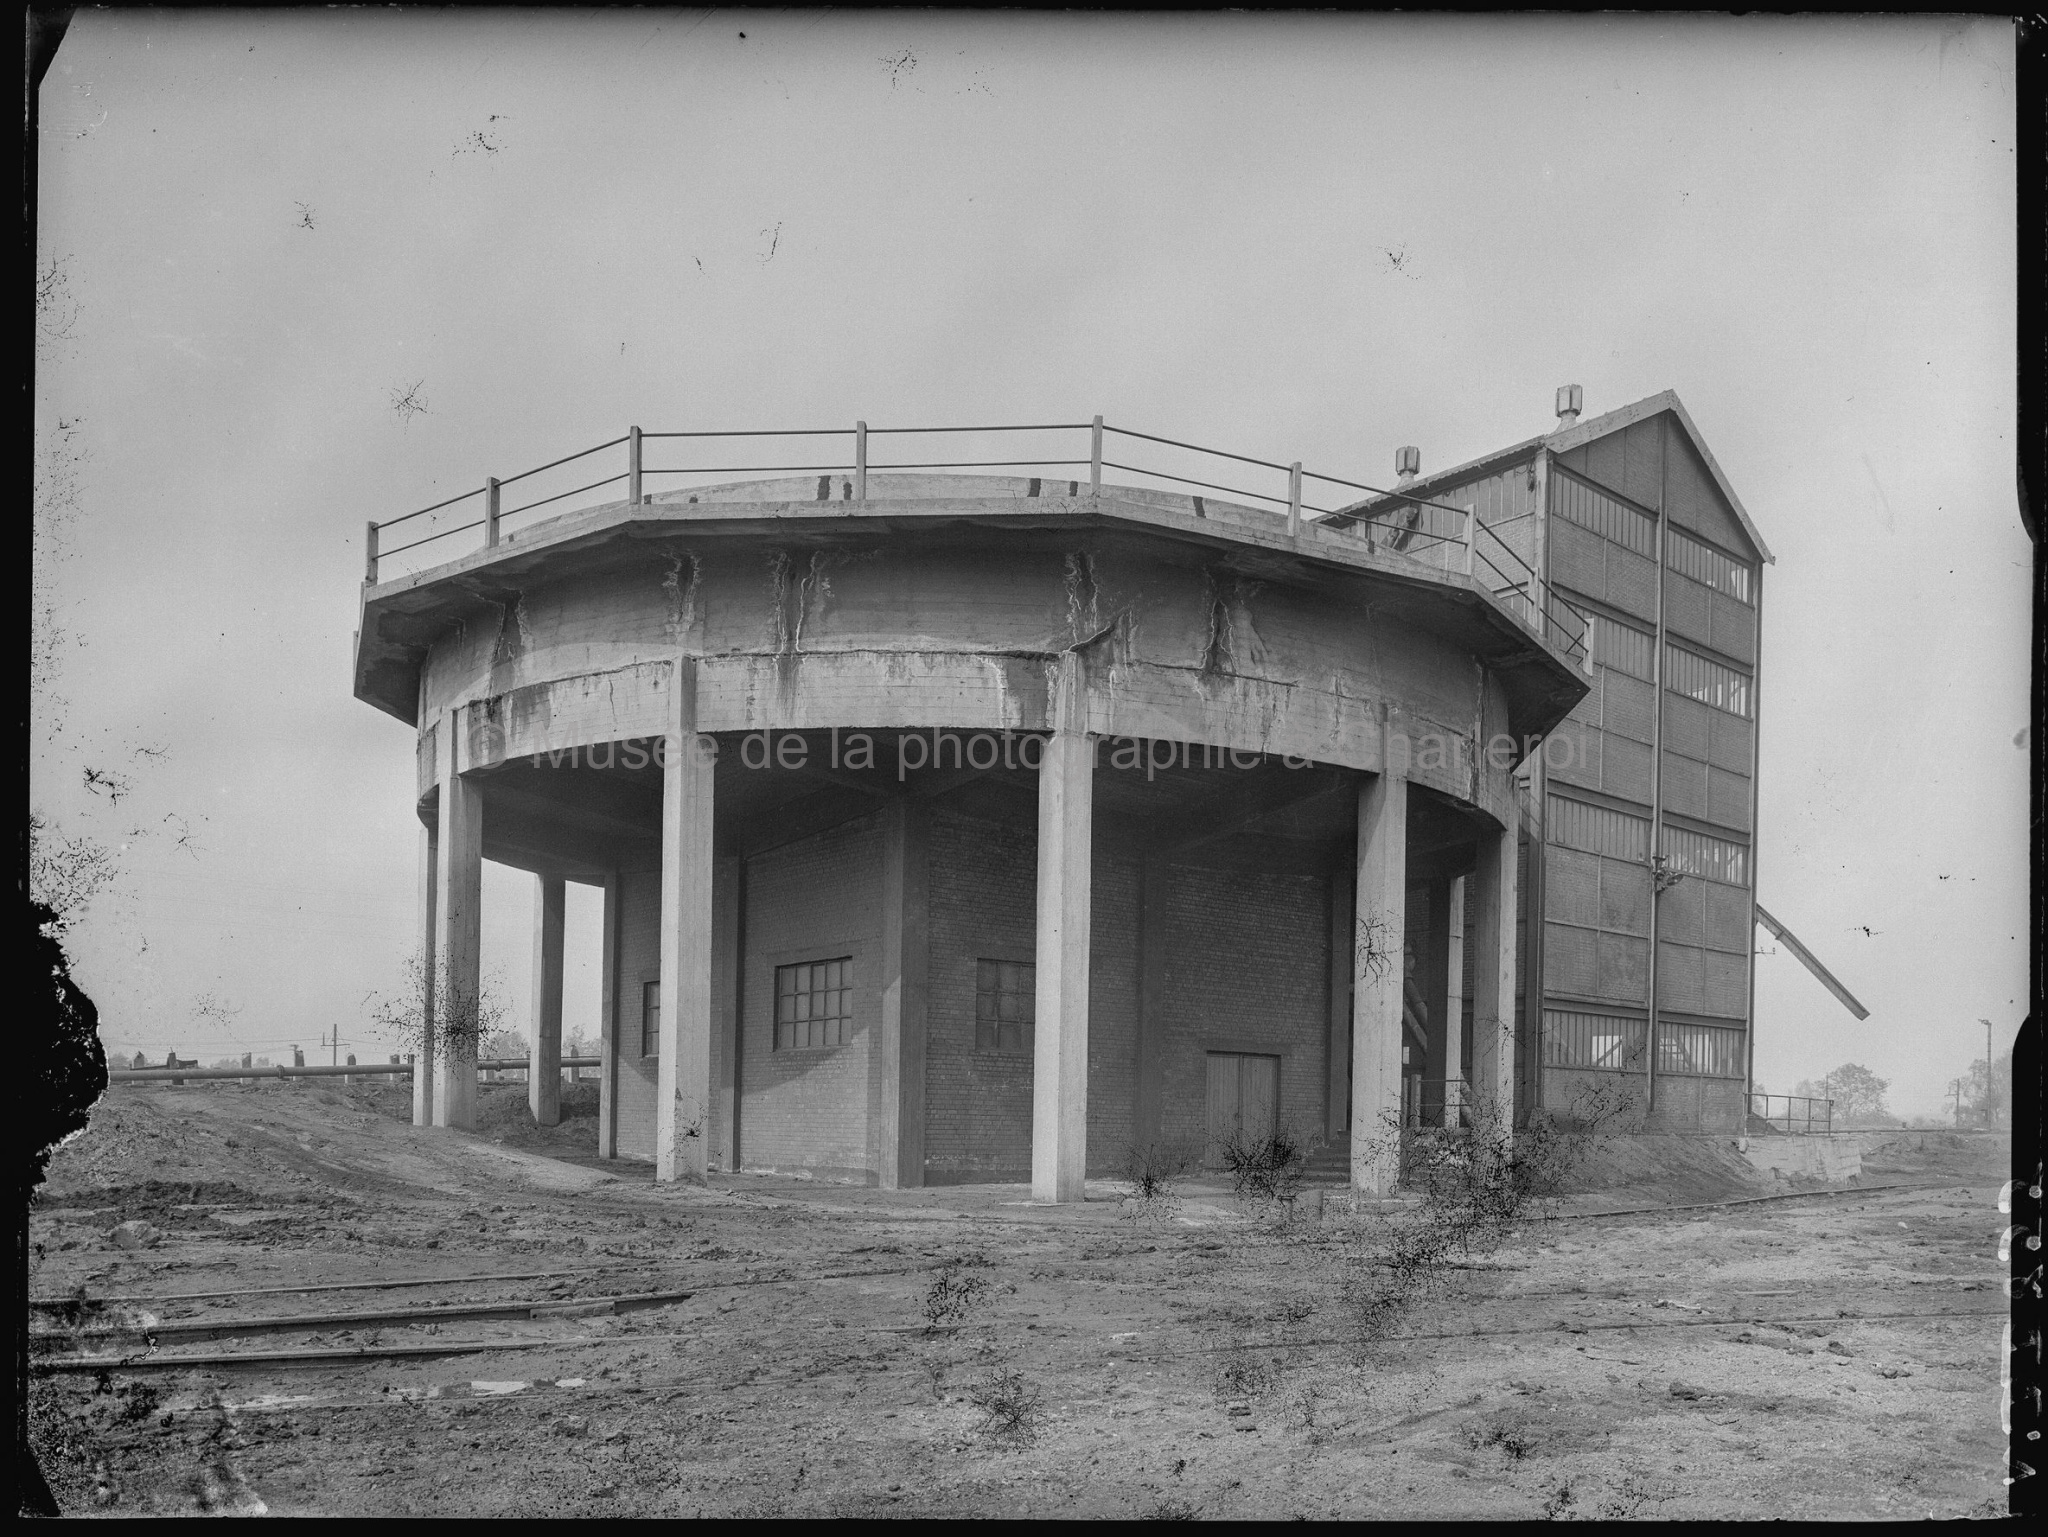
top-left (1470, 822), bottom-right (1519, 1130)
top-left (712, 855), bottom-right (742, 1174)
top-left (656, 659), bottom-right (716, 1184)
top-left (875, 800), bottom-right (929, 1189)
top-left (1444, 874), bottom-right (1467, 1123)
top-left (431, 768), bottom-right (483, 1131)
top-left (1032, 659), bottom-right (1094, 1203)
top-left (597, 871), bottom-right (620, 1160)
top-left (412, 819), bottom-right (438, 1127)
top-left (1349, 772), bottom-right (1407, 1194)
top-left (528, 874), bottom-right (565, 1127)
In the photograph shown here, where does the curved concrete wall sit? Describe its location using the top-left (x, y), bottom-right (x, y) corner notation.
top-left (412, 535), bottom-right (1524, 826)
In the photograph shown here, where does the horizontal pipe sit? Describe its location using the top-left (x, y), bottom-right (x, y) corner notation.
top-left (638, 464), bottom-right (854, 476)
top-left (109, 1058), bottom-right (600, 1084)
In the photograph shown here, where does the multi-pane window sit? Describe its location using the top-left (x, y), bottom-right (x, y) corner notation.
top-left (1666, 528), bottom-right (1754, 605)
top-left (1662, 827), bottom-right (1750, 888)
top-left (1587, 612), bottom-right (1655, 680)
top-left (975, 959), bottom-right (1035, 1053)
top-left (1551, 470), bottom-right (1656, 556)
top-left (775, 958), bottom-right (853, 1050)
top-left (641, 979), bottom-right (660, 1057)
top-left (1543, 1010), bottom-right (1647, 1071)
top-left (1656, 1021), bottom-right (1746, 1079)
top-left (1664, 644), bottom-right (1752, 718)
top-left (1546, 795), bottom-right (1651, 862)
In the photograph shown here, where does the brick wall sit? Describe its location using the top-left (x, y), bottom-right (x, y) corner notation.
top-left (612, 867), bottom-right (661, 1161)
top-left (610, 796), bottom-right (1327, 1184)
top-left (736, 812), bottom-right (886, 1180)
top-left (1153, 863), bottom-right (1331, 1166)
top-left (610, 864), bottom-right (742, 1169)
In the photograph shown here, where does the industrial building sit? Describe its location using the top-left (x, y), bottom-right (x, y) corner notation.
top-left (1328, 387), bottom-right (1773, 1138)
top-left (352, 388), bottom-right (1769, 1198)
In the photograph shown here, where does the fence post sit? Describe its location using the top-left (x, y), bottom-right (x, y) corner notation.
top-left (855, 420), bottom-right (868, 501)
top-left (1090, 416), bottom-right (1103, 496)
top-left (629, 426), bottom-right (643, 506)
top-left (365, 521), bottom-right (380, 584)
top-left (1288, 462), bottom-right (1303, 538)
top-left (485, 478), bottom-right (501, 547)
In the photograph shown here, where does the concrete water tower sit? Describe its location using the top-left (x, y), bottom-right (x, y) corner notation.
top-left (355, 415), bottom-right (1595, 1198)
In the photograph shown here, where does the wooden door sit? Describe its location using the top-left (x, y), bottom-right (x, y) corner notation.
top-left (1205, 1052), bottom-right (1281, 1168)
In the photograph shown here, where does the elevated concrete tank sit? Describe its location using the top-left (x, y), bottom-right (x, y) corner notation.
top-left (355, 458), bottom-right (1591, 1199)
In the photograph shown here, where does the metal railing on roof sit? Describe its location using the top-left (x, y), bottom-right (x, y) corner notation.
top-left (365, 419), bottom-right (1590, 662)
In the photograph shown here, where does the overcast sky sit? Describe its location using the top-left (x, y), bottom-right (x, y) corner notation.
top-left (34, 10), bottom-right (2023, 1117)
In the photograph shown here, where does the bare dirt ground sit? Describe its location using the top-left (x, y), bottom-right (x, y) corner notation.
top-left (27, 1082), bottom-right (2010, 1519)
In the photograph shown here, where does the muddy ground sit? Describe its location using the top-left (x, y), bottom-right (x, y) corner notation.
top-left (27, 1081), bottom-right (2010, 1519)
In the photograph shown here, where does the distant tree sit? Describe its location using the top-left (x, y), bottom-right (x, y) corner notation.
top-left (479, 1027), bottom-right (527, 1063)
top-left (1794, 1062), bottom-right (1890, 1124)
top-left (1959, 1047), bottom-right (2013, 1129)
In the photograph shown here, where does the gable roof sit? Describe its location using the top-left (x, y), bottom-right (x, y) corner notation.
top-left (1321, 389), bottom-right (1774, 565)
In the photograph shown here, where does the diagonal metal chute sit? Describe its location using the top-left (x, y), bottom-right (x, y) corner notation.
top-left (1754, 903), bottom-right (1871, 1020)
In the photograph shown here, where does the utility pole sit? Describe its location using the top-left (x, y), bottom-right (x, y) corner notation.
top-left (1981, 1018), bottom-right (1995, 1128)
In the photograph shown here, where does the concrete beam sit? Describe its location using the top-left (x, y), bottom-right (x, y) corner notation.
top-left (1031, 658), bottom-right (1094, 1203)
top-left (412, 819), bottom-right (438, 1128)
top-left (1349, 772), bottom-right (1407, 1194)
top-left (1470, 823), bottom-right (1518, 1129)
top-left (432, 767), bottom-right (483, 1131)
top-left (528, 874), bottom-right (565, 1127)
top-left (656, 659), bottom-right (716, 1184)
top-left (875, 799), bottom-right (929, 1189)
top-left (1146, 768), bottom-right (1344, 861)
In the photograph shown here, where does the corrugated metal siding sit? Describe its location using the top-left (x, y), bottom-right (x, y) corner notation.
top-left (1707, 767), bottom-right (1753, 830)
top-left (1598, 858), bottom-right (1652, 935)
top-left (1547, 847), bottom-right (1600, 927)
top-left (1656, 1020), bottom-right (1744, 1078)
top-left (1703, 952), bottom-right (1751, 1018)
top-left (1595, 932), bottom-right (1650, 999)
top-left (1548, 796), bottom-right (1651, 860)
top-left (1663, 695), bottom-right (1710, 760)
top-left (1543, 1009), bottom-right (1648, 1071)
top-left (1606, 545), bottom-right (1659, 621)
top-left (1660, 751), bottom-right (1708, 820)
top-left (1663, 825), bottom-right (1750, 887)
top-left (1544, 922), bottom-right (1596, 996)
top-left (1552, 519), bottom-right (1606, 600)
top-left (1553, 470), bottom-right (1656, 555)
top-left (1662, 431), bottom-right (1753, 558)
top-left (1603, 674), bottom-right (1657, 744)
top-left (1666, 645), bottom-right (1753, 718)
top-left (1710, 591), bottom-right (1757, 663)
top-left (1705, 882), bottom-right (1750, 952)
top-left (1707, 712), bottom-right (1753, 773)
top-left (1663, 570), bottom-right (1712, 650)
top-left (1657, 941), bottom-right (1704, 1014)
